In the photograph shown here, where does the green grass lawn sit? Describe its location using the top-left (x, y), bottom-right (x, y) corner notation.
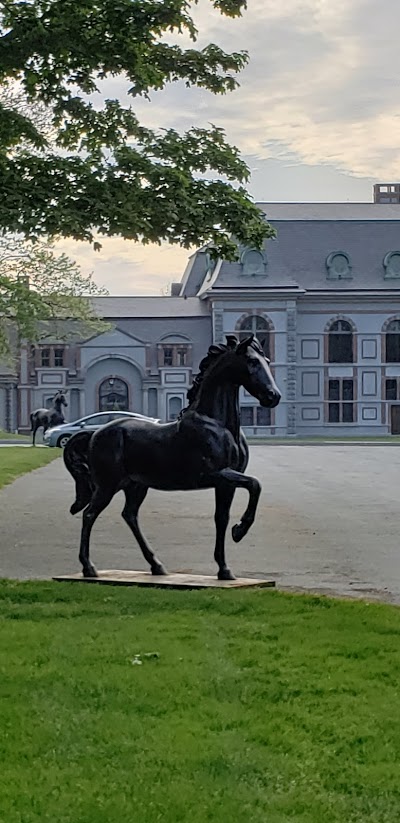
top-left (0, 429), bottom-right (30, 441)
top-left (0, 447), bottom-right (61, 490)
top-left (0, 582), bottom-right (399, 823)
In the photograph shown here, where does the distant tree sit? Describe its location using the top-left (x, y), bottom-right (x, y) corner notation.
top-left (0, 0), bottom-right (275, 259)
top-left (0, 235), bottom-right (108, 357)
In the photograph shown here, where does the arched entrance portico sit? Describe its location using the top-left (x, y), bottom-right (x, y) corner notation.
top-left (84, 356), bottom-right (143, 415)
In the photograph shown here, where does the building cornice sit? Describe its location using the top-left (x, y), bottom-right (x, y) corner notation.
top-left (201, 286), bottom-right (305, 300)
top-left (300, 289), bottom-right (400, 301)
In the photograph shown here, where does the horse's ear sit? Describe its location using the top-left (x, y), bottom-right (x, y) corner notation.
top-left (226, 334), bottom-right (238, 349)
top-left (236, 335), bottom-right (254, 355)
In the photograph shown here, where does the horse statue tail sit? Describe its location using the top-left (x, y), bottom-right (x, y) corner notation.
top-left (63, 431), bottom-right (94, 515)
top-left (30, 412), bottom-right (34, 430)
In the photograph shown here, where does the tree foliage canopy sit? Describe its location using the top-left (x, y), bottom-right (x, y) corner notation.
top-left (0, 0), bottom-right (274, 257)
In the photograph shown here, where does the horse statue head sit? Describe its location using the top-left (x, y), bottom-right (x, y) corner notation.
top-left (233, 334), bottom-right (281, 408)
top-left (185, 334), bottom-right (281, 412)
top-left (53, 390), bottom-right (68, 411)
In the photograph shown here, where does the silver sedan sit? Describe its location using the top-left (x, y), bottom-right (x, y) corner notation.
top-left (43, 411), bottom-right (160, 448)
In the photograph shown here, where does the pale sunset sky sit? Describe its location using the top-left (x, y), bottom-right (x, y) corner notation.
top-left (56, 0), bottom-right (400, 296)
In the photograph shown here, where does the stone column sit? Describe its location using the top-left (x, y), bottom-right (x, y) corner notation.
top-left (19, 343), bottom-right (28, 384)
top-left (286, 302), bottom-right (298, 436)
top-left (19, 388), bottom-right (30, 429)
top-left (213, 308), bottom-right (224, 343)
top-left (5, 385), bottom-right (11, 431)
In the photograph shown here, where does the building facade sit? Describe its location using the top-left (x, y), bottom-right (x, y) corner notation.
top-left (2, 198), bottom-right (400, 437)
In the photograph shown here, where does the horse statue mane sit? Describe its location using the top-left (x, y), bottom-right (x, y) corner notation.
top-left (180, 334), bottom-right (265, 417)
top-left (185, 335), bottom-right (238, 406)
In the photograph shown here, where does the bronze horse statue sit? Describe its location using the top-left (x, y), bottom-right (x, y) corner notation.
top-left (63, 335), bottom-right (281, 580)
top-left (30, 390), bottom-right (68, 445)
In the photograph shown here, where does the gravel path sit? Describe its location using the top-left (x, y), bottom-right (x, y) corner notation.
top-left (1, 446), bottom-right (399, 603)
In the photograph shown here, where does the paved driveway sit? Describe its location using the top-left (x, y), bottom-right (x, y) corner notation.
top-left (1, 446), bottom-right (399, 603)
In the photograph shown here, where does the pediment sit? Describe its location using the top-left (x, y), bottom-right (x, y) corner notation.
top-left (82, 327), bottom-right (146, 349)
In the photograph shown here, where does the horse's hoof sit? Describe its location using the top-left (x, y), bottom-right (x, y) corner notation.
top-left (82, 566), bottom-right (98, 578)
top-left (218, 568), bottom-right (236, 581)
top-left (151, 562), bottom-right (168, 576)
top-left (232, 522), bottom-right (247, 543)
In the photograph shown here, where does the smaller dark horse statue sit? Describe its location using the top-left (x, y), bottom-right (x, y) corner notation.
top-left (30, 390), bottom-right (68, 446)
top-left (63, 334), bottom-right (281, 580)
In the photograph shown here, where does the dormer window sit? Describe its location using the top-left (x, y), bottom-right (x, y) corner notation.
top-left (326, 252), bottom-right (352, 280)
top-left (383, 251), bottom-right (400, 279)
top-left (241, 248), bottom-right (266, 276)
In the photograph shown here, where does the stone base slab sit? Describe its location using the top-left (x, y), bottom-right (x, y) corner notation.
top-left (53, 569), bottom-right (276, 590)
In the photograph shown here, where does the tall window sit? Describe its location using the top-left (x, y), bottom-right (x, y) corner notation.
top-left (148, 388), bottom-right (158, 418)
top-left (386, 378), bottom-right (400, 400)
top-left (328, 320), bottom-right (354, 363)
top-left (41, 348), bottom-right (50, 367)
top-left (240, 405), bottom-right (271, 427)
top-left (177, 349), bottom-right (187, 366)
top-left (54, 348), bottom-right (64, 367)
top-left (328, 378), bottom-right (354, 423)
top-left (168, 396), bottom-right (183, 421)
top-left (237, 315), bottom-right (271, 358)
top-left (163, 348), bottom-right (173, 366)
top-left (99, 378), bottom-right (129, 411)
top-left (385, 320), bottom-right (400, 363)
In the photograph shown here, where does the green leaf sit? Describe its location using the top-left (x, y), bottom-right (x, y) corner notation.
top-left (0, 1), bottom-right (273, 255)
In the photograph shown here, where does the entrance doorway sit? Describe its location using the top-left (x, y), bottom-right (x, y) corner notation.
top-left (99, 378), bottom-right (129, 411)
top-left (390, 404), bottom-right (400, 434)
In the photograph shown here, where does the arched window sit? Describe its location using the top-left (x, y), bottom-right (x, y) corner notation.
top-left (99, 378), bottom-right (129, 411)
top-left (237, 315), bottom-right (271, 358)
top-left (168, 396), bottom-right (183, 421)
top-left (385, 319), bottom-right (400, 363)
top-left (328, 320), bottom-right (354, 363)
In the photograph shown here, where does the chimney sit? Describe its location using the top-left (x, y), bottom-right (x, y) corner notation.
top-left (373, 183), bottom-right (400, 204)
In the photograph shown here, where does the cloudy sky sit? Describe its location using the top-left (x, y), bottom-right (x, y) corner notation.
top-left (57, 0), bottom-right (400, 295)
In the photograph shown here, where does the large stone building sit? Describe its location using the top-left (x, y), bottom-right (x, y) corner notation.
top-left (2, 194), bottom-right (400, 436)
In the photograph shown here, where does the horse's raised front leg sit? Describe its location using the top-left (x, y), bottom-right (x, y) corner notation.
top-left (122, 482), bottom-right (167, 575)
top-left (212, 468), bottom-right (261, 544)
top-left (79, 486), bottom-right (115, 577)
top-left (214, 485), bottom-right (236, 580)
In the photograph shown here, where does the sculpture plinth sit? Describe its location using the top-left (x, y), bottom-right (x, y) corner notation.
top-left (53, 570), bottom-right (275, 590)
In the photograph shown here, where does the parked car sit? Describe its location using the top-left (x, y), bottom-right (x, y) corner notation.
top-left (43, 411), bottom-right (160, 448)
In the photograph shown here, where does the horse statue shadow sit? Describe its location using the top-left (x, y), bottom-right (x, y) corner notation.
top-left (63, 334), bottom-right (281, 580)
top-left (30, 390), bottom-right (68, 445)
